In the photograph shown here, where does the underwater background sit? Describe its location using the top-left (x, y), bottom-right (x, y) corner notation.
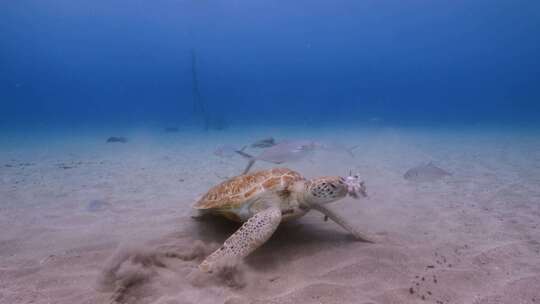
top-left (3, 2), bottom-right (540, 304)
top-left (1, 0), bottom-right (539, 129)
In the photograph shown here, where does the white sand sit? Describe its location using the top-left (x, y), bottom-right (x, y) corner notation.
top-left (1, 125), bottom-right (539, 304)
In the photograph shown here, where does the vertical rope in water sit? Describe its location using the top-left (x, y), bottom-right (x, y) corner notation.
top-left (191, 49), bottom-right (209, 130)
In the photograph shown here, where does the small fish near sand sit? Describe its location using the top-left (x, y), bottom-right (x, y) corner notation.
top-left (236, 140), bottom-right (318, 174)
top-left (404, 162), bottom-right (452, 182)
top-left (251, 137), bottom-right (277, 148)
top-left (106, 137), bottom-right (128, 143)
top-left (86, 200), bottom-right (112, 212)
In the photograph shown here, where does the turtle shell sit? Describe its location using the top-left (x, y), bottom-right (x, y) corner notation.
top-left (194, 168), bottom-right (304, 210)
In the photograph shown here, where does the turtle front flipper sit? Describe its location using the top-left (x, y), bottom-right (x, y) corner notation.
top-left (199, 206), bottom-right (282, 272)
top-left (312, 204), bottom-right (373, 243)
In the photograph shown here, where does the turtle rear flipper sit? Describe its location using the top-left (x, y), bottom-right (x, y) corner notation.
top-left (199, 206), bottom-right (282, 272)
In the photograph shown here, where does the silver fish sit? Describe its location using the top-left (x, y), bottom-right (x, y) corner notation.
top-left (236, 140), bottom-right (317, 173)
top-left (251, 137), bottom-right (277, 148)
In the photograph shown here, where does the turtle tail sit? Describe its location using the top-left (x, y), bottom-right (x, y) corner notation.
top-left (235, 147), bottom-right (256, 174)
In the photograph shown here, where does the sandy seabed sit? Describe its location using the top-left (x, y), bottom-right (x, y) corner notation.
top-left (1, 125), bottom-right (539, 304)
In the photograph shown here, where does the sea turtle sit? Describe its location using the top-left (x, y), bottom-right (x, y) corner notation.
top-left (193, 167), bottom-right (371, 272)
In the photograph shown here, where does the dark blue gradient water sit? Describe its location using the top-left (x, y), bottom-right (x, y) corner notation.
top-left (1, 0), bottom-right (539, 129)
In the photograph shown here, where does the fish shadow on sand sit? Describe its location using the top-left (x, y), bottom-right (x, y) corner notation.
top-left (403, 162), bottom-right (452, 182)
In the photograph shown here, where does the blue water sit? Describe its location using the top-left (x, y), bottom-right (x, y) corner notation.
top-left (1, 0), bottom-right (539, 129)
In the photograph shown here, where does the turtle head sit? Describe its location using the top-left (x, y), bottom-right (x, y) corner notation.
top-left (303, 174), bottom-right (367, 206)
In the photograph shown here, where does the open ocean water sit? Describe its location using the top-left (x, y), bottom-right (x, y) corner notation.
top-left (2, 0), bottom-right (539, 130)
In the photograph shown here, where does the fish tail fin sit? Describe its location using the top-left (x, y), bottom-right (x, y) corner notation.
top-left (235, 147), bottom-right (252, 159)
top-left (242, 159), bottom-right (256, 174)
top-left (235, 147), bottom-right (256, 174)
